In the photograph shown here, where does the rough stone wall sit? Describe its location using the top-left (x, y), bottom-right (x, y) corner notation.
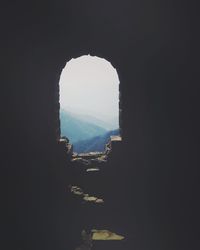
top-left (1, 1), bottom-right (199, 250)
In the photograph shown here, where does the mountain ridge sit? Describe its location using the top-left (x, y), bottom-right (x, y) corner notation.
top-left (73, 129), bottom-right (120, 153)
top-left (60, 109), bottom-right (107, 143)
top-left (61, 108), bottom-right (118, 130)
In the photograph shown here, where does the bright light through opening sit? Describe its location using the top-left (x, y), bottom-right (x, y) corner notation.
top-left (59, 55), bottom-right (120, 153)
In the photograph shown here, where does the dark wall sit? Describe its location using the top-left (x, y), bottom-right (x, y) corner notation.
top-left (1, 1), bottom-right (199, 250)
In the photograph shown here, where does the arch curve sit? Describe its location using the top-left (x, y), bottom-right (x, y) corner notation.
top-left (54, 52), bottom-right (123, 144)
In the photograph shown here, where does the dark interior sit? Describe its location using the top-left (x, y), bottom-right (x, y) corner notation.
top-left (1, 1), bottom-right (199, 250)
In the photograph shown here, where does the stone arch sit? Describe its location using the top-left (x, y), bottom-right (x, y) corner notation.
top-left (54, 51), bottom-right (123, 147)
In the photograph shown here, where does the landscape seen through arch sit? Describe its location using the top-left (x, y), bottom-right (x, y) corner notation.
top-left (59, 55), bottom-right (120, 153)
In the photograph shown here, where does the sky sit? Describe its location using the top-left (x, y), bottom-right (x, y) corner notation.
top-left (59, 55), bottom-right (120, 124)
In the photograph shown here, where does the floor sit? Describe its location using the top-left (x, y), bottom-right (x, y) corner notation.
top-left (68, 152), bottom-right (128, 250)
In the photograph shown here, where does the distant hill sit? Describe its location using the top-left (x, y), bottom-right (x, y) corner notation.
top-left (73, 129), bottom-right (120, 153)
top-left (72, 113), bottom-right (119, 130)
top-left (60, 109), bottom-right (107, 143)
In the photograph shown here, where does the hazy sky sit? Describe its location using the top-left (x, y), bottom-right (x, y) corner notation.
top-left (59, 55), bottom-right (119, 122)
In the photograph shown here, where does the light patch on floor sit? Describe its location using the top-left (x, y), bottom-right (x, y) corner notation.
top-left (91, 229), bottom-right (125, 240)
top-left (83, 195), bottom-right (104, 203)
top-left (86, 168), bottom-right (100, 172)
top-left (70, 186), bottom-right (104, 204)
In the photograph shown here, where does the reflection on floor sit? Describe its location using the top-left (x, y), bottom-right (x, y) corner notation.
top-left (70, 185), bottom-right (104, 204)
top-left (75, 229), bottom-right (124, 250)
top-left (92, 229), bottom-right (124, 240)
top-left (66, 138), bottom-right (125, 250)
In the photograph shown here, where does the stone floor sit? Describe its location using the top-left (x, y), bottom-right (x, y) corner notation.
top-left (67, 152), bottom-right (126, 250)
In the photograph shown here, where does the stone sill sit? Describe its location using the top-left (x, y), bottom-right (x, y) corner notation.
top-left (58, 135), bottom-right (122, 164)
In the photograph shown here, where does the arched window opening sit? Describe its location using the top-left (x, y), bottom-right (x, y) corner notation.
top-left (59, 55), bottom-right (121, 154)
